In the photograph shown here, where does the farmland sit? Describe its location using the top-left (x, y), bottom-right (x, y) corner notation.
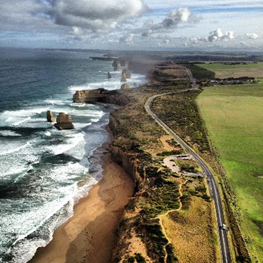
top-left (197, 84), bottom-right (263, 262)
top-left (198, 62), bottom-right (263, 79)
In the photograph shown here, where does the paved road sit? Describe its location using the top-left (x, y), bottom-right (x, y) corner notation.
top-left (145, 92), bottom-right (232, 263)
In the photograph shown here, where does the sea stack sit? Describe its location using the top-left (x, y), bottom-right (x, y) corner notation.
top-left (113, 60), bottom-right (121, 71)
top-left (121, 72), bottom-right (127, 82)
top-left (54, 113), bottom-right (74, 130)
top-left (121, 84), bottom-right (131, 90)
top-left (122, 68), bottom-right (131, 79)
top-left (47, 110), bottom-right (56, 122)
top-left (108, 72), bottom-right (112, 79)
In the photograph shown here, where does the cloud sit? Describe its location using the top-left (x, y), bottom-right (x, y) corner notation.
top-left (46, 0), bottom-right (148, 31)
top-left (119, 34), bottom-right (134, 44)
top-left (72, 27), bottom-right (83, 36)
top-left (141, 29), bottom-right (152, 38)
top-left (246, 33), bottom-right (259, 39)
top-left (208, 28), bottom-right (234, 42)
top-left (187, 28), bottom-right (235, 47)
top-left (163, 39), bottom-right (170, 45)
top-left (162, 7), bottom-right (191, 28)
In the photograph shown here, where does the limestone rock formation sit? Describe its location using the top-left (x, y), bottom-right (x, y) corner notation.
top-left (113, 60), bottom-right (121, 71)
top-left (108, 72), bottom-right (112, 79)
top-left (122, 68), bottom-right (131, 79)
top-left (121, 84), bottom-right (131, 90)
top-left (120, 61), bottom-right (130, 68)
top-left (121, 72), bottom-right (127, 82)
top-left (47, 110), bottom-right (56, 122)
top-left (73, 88), bottom-right (129, 106)
top-left (54, 113), bottom-right (74, 130)
top-left (73, 89), bottom-right (106, 103)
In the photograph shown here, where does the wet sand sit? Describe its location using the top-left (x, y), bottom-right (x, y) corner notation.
top-left (30, 150), bottom-right (134, 263)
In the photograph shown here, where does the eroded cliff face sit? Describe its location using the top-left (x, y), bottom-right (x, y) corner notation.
top-left (73, 88), bottom-right (130, 106)
top-left (109, 113), bottom-right (145, 187)
top-left (106, 63), bottom-right (222, 263)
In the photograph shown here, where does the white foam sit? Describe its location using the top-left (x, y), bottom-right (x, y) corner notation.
top-left (70, 109), bottom-right (104, 118)
top-left (46, 132), bottom-right (85, 156)
top-left (0, 141), bottom-right (31, 156)
top-left (70, 103), bottom-right (87, 108)
top-left (45, 131), bottom-right (51, 137)
top-left (7, 173), bottom-right (99, 263)
top-left (13, 117), bottom-right (32, 126)
top-left (1, 108), bottom-right (47, 118)
top-left (0, 107), bottom-right (48, 127)
top-left (0, 130), bottom-right (21, 137)
top-left (0, 165), bottom-right (30, 179)
top-left (44, 99), bottom-right (66, 106)
top-left (73, 122), bottom-right (91, 130)
top-left (68, 83), bottom-right (90, 92)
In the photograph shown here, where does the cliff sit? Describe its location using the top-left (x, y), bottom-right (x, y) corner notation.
top-left (104, 62), bottom-right (236, 263)
top-left (109, 113), bottom-right (145, 188)
top-left (73, 88), bottom-right (130, 106)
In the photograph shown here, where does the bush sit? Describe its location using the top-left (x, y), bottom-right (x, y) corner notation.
top-left (157, 150), bottom-right (183, 156)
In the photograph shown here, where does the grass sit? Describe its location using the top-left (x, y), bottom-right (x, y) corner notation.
top-left (163, 197), bottom-right (218, 263)
top-left (110, 63), bottom-right (219, 262)
top-left (197, 83), bottom-right (263, 261)
top-left (198, 63), bottom-right (263, 79)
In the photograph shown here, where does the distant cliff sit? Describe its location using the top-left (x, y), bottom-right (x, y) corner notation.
top-left (73, 88), bottom-right (130, 106)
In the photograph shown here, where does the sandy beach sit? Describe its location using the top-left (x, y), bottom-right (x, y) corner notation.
top-left (30, 143), bottom-right (134, 263)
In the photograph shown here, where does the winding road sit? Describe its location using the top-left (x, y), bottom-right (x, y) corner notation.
top-left (145, 89), bottom-right (232, 263)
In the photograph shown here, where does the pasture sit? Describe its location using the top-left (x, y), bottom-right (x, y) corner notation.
top-left (198, 62), bottom-right (263, 78)
top-left (197, 84), bottom-right (263, 261)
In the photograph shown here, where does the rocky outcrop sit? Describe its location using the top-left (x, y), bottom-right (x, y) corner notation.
top-left (121, 61), bottom-right (130, 68)
top-left (54, 113), bottom-right (74, 130)
top-left (47, 110), bottom-right (56, 122)
top-left (121, 72), bottom-right (127, 82)
top-left (111, 145), bottom-right (143, 185)
top-left (113, 60), bottom-right (121, 71)
top-left (109, 113), bottom-right (144, 186)
top-left (73, 89), bottom-right (106, 103)
top-left (108, 72), bottom-right (112, 79)
top-left (73, 88), bottom-right (130, 106)
top-left (122, 68), bottom-right (131, 79)
top-left (121, 84), bottom-right (131, 90)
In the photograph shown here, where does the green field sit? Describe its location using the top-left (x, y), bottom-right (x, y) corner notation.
top-left (198, 62), bottom-right (263, 79)
top-left (197, 84), bottom-right (263, 262)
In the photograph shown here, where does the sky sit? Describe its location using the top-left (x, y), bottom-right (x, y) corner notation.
top-left (0, 0), bottom-right (262, 51)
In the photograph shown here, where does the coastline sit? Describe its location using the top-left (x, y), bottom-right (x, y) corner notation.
top-left (29, 132), bottom-right (134, 263)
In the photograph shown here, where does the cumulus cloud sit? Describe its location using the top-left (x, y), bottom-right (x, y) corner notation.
top-left (46, 0), bottom-right (148, 31)
top-left (208, 28), bottom-right (234, 42)
top-left (188, 28), bottom-right (235, 47)
top-left (161, 7), bottom-right (191, 28)
top-left (246, 33), bottom-right (259, 39)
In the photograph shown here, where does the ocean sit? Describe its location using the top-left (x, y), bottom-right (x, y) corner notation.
top-left (0, 48), bottom-right (145, 263)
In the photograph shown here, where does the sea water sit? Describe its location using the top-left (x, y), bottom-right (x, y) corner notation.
top-left (0, 48), bottom-right (145, 263)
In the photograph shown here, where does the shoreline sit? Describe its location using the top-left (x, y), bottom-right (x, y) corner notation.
top-left (29, 131), bottom-right (134, 263)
